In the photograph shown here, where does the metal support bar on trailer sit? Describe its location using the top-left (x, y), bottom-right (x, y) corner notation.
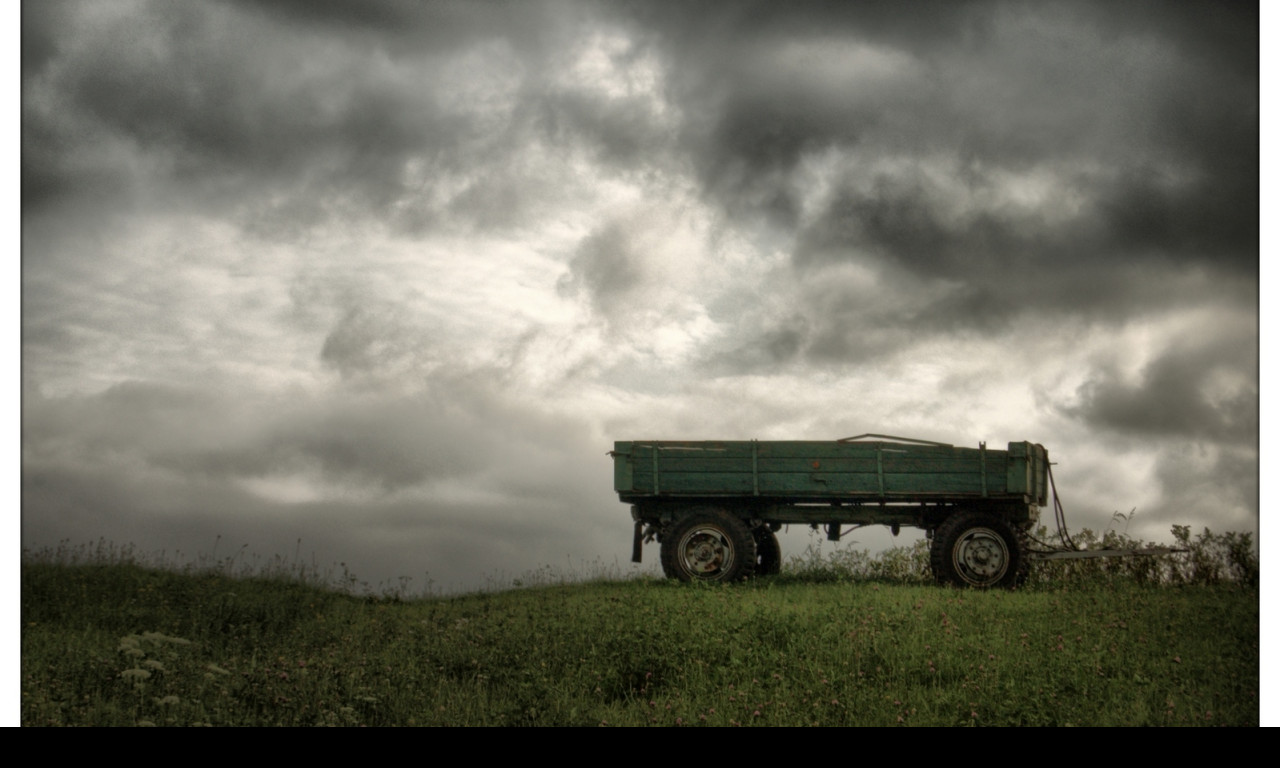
top-left (980, 441), bottom-right (987, 497)
top-left (752, 440), bottom-right (759, 496)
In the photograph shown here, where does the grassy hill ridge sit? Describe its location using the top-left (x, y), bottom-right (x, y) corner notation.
top-left (22, 560), bottom-right (1258, 726)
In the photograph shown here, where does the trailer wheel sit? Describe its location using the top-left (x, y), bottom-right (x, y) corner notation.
top-left (661, 510), bottom-right (756, 582)
top-left (931, 512), bottom-right (1027, 589)
top-left (754, 528), bottom-right (782, 576)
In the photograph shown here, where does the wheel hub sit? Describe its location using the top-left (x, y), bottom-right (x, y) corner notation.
top-left (953, 528), bottom-right (1009, 585)
top-left (680, 529), bottom-right (731, 575)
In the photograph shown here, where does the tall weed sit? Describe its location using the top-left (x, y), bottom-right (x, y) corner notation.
top-left (780, 522), bottom-right (1257, 589)
top-left (1027, 525), bottom-right (1258, 589)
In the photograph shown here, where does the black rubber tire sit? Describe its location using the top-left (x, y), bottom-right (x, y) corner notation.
top-left (754, 528), bottom-right (782, 576)
top-left (930, 511), bottom-right (1028, 589)
top-left (660, 510), bottom-right (757, 582)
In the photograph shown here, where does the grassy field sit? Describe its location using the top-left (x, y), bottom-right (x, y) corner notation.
top-left (22, 550), bottom-right (1258, 726)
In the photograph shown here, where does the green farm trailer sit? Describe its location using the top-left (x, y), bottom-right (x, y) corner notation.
top-left (611, 434), bottom-right (1050, 588)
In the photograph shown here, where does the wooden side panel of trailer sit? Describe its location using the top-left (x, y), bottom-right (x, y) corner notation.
top-left (613, 440), bottom-right (1047, 505)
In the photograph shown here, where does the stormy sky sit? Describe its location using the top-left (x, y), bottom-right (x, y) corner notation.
top-left (21, 0), bottom-right (1259, 593)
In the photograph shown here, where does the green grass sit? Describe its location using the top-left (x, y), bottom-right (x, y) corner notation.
top-left (22, 559), bottom-right (1258, 726)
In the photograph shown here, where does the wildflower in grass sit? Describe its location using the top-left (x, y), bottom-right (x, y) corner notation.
top-left (143, 660), bottom-right (166, 671)
top-left (121, 668), bottom-right (151, 681)
top-left (154, 695), bottom-right (179, 706)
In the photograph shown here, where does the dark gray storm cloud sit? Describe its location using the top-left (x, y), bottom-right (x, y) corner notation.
top-left (636, 0), bottom-right (1258, 378)
top-left (24, 1), bottom-right (505, 227)
top-left (1068, 337), bottom-right (1257, 445)
top-left (559, 222), bottom-right (645, 318)
top-left (641, 1), bottom-right (1257, 229)
top-left (319, 304), bottom-right (424, 380)
top-left (22, 0), bottom-right (677, 235)
top-left (28, 1), bottom-right (1254, 268)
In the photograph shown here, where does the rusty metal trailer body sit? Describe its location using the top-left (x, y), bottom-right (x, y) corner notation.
top-left (611, 435), bottom-right (1050, 588)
